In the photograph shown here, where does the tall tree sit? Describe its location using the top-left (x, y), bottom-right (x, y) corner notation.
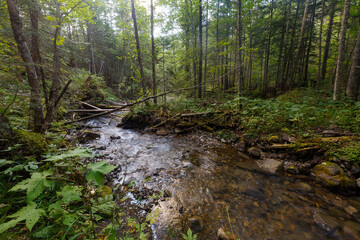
top-left (237, 0), bottom-right (242, 95)
top-left (198, 0), bottom-right (203, 98)
top-left (316, 0), bottom-right (326, 85)
top-left (131, 0), bottom-right (146, 93)
top-left (151, 0), bottom-right (157, 103)
top-left (290, 0), bottom-right (310, 87)
top-left (333, 0), bottom-right (351, 100)
top-left (346, 18), bottom-right (360, 101)
top-left (318, 0), bottom-right (336, 89)
top-left (6, 0), bottom-right (44, 132)
top-left (263, 0), bottom-right (274, 96)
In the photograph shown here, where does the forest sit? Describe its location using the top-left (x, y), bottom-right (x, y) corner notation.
top-left (0, 0), bottom-right (360, 239)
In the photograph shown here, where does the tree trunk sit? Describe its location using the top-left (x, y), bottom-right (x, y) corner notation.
top-left (346, 18), bottom-right (360, 101)
top-left (131, 0), bottom-right (146, 93)
top-left (198, 0), bottom-right (203, 98)
top-left (203, 0), bottom-right (209, 97)
top-left (263, 0), bottom-right (274, 97)
top-left (318, 0), bottom-right (336, 89)
top-left (151, 0), bottom-right (157, 103)
top-left (290, 0), bottom-right (309, 87)
top-left (6, 0), bottom-right (43, 132)
top-left (237, 0), bottom-right (242, 95)
top-left (333, 0), bottom-right (350, 100)
top-left (216, 0), bottom-right (220, 99)
top-left (276, 0), bottom-right (287, 89)
top-left (304, 0), bottom-right (316, 86)
top-left (316, 0), bottom-right (326, 87)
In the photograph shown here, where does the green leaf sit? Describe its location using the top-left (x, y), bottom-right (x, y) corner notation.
top-left (10, 170), bottom-right (53, 202)
top-left (45, 148), bottom-right (92, 162)
top-left (86, 161), bottom-right (115, 186)
top-left (57, 185), bottom-right (82, 203)
top-left (0, 202), bottom-right (45, 233)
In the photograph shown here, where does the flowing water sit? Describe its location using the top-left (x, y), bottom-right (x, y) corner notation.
top-left (81, 117), bottom-right (360, 240)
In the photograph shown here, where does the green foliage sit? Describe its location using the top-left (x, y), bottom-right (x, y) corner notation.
top-left (86, 161), bottom-right (116, 186)
top-left (182, 228), bottom-right (198, 240)
top-left (15, 130), bottom-right (48, 157)
top-left (331, 141), bottom-right (360, 164)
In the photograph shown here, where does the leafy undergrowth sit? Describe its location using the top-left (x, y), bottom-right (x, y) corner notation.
top-left (131, 89), bottom-right (360, 136)
top-left (0, 145), bottom-right (158, 239)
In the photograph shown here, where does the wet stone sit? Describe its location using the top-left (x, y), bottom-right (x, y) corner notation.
top-left (217, 227), bottom-right (235, 240)
top-left (343, 221), bottom-right (360, 240)
top-left (256, 158), bottom-right (283, 174)
top-left (312, 162), bottom-right (356, 188)
top-left (248, 147), bottom-right (262, 159)
top-left (313, 211), bottom-right (341, 233)
top-left (156, 128), bottom-right (168, 136)
top-left (188, 216), bottom-right (203, 233)
top-left (293, 182), bottom-right (313, 193)
top-left (78, 131), bottom-right (100, 143)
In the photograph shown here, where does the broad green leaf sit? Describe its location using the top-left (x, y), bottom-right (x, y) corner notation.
top-left (10, 170), bottom-right (53, 202)
top-left (86, 161), bottom-right (115, 185)
top-left (57, 185), bottom-right (82, 203)
top-left (0, 202), bottom-right (45, 233)
top-left (45, 148), bottom-right (92, 162)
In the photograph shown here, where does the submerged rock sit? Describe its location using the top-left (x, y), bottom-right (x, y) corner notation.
top-left (188, 216), bottom-right (203, 233)
top-left (343, 221), bottom-right (360, 240)
top-left (256, 158), bottom-right (283, 174)
top-left (311, 162), bottom-right (356, 188)
top-left (313, 211), bottom-right (341, 233)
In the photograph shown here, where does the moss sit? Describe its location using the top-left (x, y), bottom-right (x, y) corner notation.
top-left (313, 162), bottom-right (355, 188)
top-left (267, 135), bottom-right (280, 143)
top-left (15, 129), bottom-right (48, 157)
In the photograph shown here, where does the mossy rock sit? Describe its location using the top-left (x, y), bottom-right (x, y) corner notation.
top-left (267, 135), bottom-right (280, 143)
top-left (15, 129), bottom-right (48, 157)
top-left (312, 162), bottom-right (356, 189)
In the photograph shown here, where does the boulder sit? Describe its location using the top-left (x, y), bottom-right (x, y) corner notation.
top-left (78, 131), bottom-right (100, 143)
top-left (256, 159), bottom-right (283, 174)
top-left (156, 128), bottom-right (168, 136)
top-left (248, 147), bottom-right (262, 159)
top-left (311, 162), bottom-right (356, 188)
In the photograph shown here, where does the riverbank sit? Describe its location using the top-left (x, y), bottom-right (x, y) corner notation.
top-left (119, 89), bottom-right (360, 195)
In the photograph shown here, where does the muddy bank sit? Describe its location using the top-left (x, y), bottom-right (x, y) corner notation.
top-left (120, 112), bottom-right (360, 195)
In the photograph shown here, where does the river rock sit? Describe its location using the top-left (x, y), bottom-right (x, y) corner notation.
top-left (278, 133), bottom-right (296, 143)
top-left (256, 159), bottom-right (283, 174)
top-left (313, 211), bottom-right (341, 233)
top-left (311, 162), bottom-right (356, 188)
top-left (78, 131), bottom-right (100, 143)
top-left (248, 147), bottom-right (262, 159)
top-left (156, 128), bottom-right (168, 136)
top-left (343, 221), bottom-right (360, 239)
top-left (188, 216), bottom-right (203, 233)
top-left (293, 182), bottom-right (312, 193)
top-left (217, 228), bottom-right (235, 240)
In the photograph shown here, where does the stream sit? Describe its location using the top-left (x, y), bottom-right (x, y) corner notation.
top-left (80, 116), bottom-right (360, 240)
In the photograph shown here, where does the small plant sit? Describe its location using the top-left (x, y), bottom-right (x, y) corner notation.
top-left (182, 228), bottom-right (198, 240)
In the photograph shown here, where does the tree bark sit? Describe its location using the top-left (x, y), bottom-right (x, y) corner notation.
top-left (346, 18), bottom-right (360, 101)
top-left (333, 0), bottom-right (350, 100)
top-left (263, 0), bottom-right (274, 96)
top-left (304, 0), bottom-right (316, 86)
top-left (318, 0), bottom-right (336, 89)
top-left (6, 0), bottom-right (44, 132)
top-left (290, 0), bottom-right (310, 87)
top-left (198, 0), bottom-right (203, 98)
top-left (151, 0), bottom-right (157, 103)
top-left (131, 0), bottom-right (146, 93)
top-left (203, 0), bottom-right (209, 97)
top-left (316, 0), bottom-right (326, 87)
top-left (237, 0), bottom-right (242, 95)
top-left (216, 0), bottom-right (220, 99)
top-left (276, 0), bottom-right (287, 89)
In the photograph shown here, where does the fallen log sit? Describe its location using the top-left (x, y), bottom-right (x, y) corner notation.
top-left (151, 113), bottom-right (182, 129)
top-left (69, 109), bottom-right (115, 113)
